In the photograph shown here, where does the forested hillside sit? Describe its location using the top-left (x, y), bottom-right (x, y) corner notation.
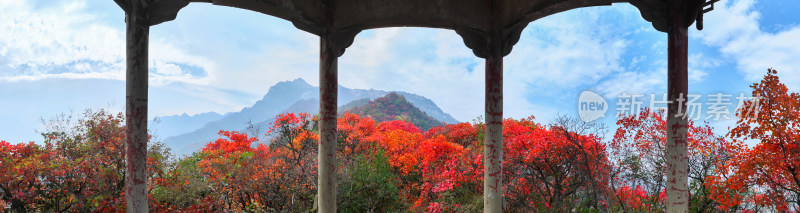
top-left (340, 92), bottom-right (444, 131)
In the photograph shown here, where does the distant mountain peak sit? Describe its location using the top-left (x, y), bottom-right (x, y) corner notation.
top-left (384, 92), bottom-right (402, 99)
top-left (269, 78), bottom-right (312, 91)
top-left (289, 78), bottom-right (308, 84)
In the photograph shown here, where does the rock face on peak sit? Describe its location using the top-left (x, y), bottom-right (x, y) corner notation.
top-left (160, 78), bottom-right (458, 156)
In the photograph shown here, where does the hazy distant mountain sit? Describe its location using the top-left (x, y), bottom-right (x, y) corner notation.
top-left (164, 79), bottom-right (316, 155)
top-left (341, 93), bottom-right (443, 130)
top-left (399, 93), bottom-right (459, 124)
top-left (339, 98), bottom-right (371, 112)
top-left (162, 78), bottom-right (458, 156)
top-left (149, 112), bottom-right (225, 140)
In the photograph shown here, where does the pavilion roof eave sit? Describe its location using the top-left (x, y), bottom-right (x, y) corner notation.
top-left (150, 0), bottom-right (690, 57)
top-left (187, 0), bottom-right (669, 34)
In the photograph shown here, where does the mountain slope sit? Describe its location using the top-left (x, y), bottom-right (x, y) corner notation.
top-left (339, 98), bottom-right (371, 112)
top-left (163, 78), bottom-right (458, 155)
top-left (149, 112), bottom-right (224, 140)
top-left (398, 93), bottom-right (458, 124)
top-left (164, 79), bottom-right (315, 154)
top-left (338, 88), bottom-right (459, 124)
top-left (341, 93), bottom-right (443, 130)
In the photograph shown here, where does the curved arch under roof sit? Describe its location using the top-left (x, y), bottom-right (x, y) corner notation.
top-left (155, 0), bottom-right (682, 58)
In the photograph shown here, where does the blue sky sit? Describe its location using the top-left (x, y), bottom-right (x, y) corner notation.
top-left (1, 0), bottom-right (798, 143)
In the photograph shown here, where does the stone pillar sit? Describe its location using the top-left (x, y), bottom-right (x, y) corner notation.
top-left (666, 1), bottom-right (690, 212)
top-left (124, 3), bottom-right (150, 213)
top-left (483, 29), bottom-right (504, 213)
top-left (318, 34), bottom-right (338, 213)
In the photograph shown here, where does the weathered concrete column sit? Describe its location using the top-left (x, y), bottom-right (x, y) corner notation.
top-left (483, 29), bottom-right (504, 213)
top-left (124, 3), bottom-right (150, 213)
top-left (666, 1), bottom-right (690, 212)
top-left (318, 34), bottom-right (338, 213)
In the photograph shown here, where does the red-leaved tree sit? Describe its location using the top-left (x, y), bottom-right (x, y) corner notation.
top-left (710, 69), bottom-right (800, 211)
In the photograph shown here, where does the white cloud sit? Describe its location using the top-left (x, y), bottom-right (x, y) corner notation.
top-left (0, 1), bottom-right (122, 77)
top-left (0, 0), bottom-right (215, 86)
top-left (596, 68), bottom-right (666, 97)
top-left (503, 5), bottom-right (652, 120)
top-left (688, 53), bottom-right (722, 82)
top-left (8, 0), bottom-right (789, 129)
top-left (0, 0), bottom-right (264, 132)
top-left (507, 10), bottom-right (629, 95)
top-left (334, 5), bottom-right (659, 121)
top-left (144, 3), bottom-right (325, 97)
top-left (695, 0), bottom-right (800, 90)
top-left (216, 30), bottom-right (320, 94)
top-left (339, 28), bottom-right (485, 121)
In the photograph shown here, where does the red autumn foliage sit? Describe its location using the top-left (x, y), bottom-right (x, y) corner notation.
top-left (611, 108), bottom-right (740, 212)
top-left (709, 69), bottom-right (800, 211)
top-left (5, 68), bottom-right (797, 212)
top-left (0, 110), bottom-right (172, 212)
top-left (202, 130), bottom-right (258, 153)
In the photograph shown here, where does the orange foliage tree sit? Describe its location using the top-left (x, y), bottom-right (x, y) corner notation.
top-left (611, 108), bottom-right (738, 212)
top-left (0, 110), bottom-right (172, 212)
top-left (0, 141), bottom-right (48, 212)
top-left (503, 116), bottom-right (611, 211)
top-left (196, 112), bottom-right (319, 211)
top-left (709, 69), bottom-right (800, 211)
